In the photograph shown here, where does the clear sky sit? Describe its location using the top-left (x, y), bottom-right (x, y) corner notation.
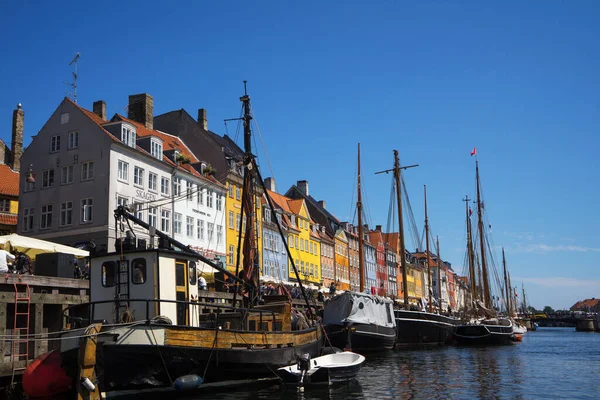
top-left (1, 1), bottom-right (598, 310)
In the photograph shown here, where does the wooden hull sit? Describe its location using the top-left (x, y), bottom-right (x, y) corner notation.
top-left (394, 310), bottom-right (458, 346)
top-left (60, 323), bottom-right (323, 392)
top-left (451, 323), bottom-right (513, 346)
top-left (325, 323), bottom-right (396, 352)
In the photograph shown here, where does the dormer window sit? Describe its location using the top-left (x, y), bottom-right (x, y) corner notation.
top-left (121, 125), bottom-right (136, 148)
top-left (151, 138), bottom-right (163, 160)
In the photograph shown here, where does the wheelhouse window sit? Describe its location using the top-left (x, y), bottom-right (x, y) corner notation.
top-left (102, 261), bottom-right (117, 287)
top-left (189, 261), bottom-right (197, 285)
top-left (132, 258), bottom-right (146, 284)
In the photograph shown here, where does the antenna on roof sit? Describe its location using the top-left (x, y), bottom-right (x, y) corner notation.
top-left (66, 52), bottom-right (80, 103)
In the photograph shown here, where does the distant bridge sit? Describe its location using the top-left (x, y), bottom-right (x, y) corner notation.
top-left (531, 313), bottom-right (598, 331)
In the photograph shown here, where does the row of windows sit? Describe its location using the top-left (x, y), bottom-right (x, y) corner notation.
top-left (22, 198), bottom-right (93, 231)
top-left (26, 162), bottom-right (94, 192)
top-left (288, 235), bottom-right (318, 255)
top-left (117, 161), bottom-right (223, 209)
top-left (127, 199), bottom-right (223, 243)
top-left (227, 183), bottom-right (242, 200)
top-left (292, 259), bottom-right (319, 279)
top-left (50, 132), bottom-right (79, 153)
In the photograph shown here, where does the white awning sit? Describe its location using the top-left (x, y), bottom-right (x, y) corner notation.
top-left (0, 234), bottom-right (89, 258)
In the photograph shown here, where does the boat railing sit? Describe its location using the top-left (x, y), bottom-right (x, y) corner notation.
top-left (62, 298), bottom-right (279, 331)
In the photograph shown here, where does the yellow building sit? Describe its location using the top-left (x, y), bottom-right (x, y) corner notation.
top-left (288, 199), bottom-right (321, 286)
top-left (334, 229), bottom-right (350, 291)
top-left (0, 164), bottom-right (19, 235)
top-left (224, 176), bottom-right (263, 275)
top-left (266, 191), bottom-right (321, 287)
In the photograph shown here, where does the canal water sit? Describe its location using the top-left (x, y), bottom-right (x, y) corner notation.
top-left (73, 328), bottom-right (600, 399)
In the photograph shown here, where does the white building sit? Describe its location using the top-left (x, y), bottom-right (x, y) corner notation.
top-left (18, 94), bottom-right (226, 262)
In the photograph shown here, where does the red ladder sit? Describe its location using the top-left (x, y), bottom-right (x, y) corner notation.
top-left (12, 283), bottom-right (31, 373)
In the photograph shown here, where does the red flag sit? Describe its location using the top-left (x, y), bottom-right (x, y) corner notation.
top-left (469, 208), bottom-right (473, 216)
top-left (470, 147), bottom-right (477, 156)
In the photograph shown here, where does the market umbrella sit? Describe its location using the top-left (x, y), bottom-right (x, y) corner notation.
top-left (0, 233), bottom-right (89, 258)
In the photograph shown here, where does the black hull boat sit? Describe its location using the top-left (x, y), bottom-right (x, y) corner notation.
top-left (325, 322), bottom-right (397, 352)
top-left (452, 319), bottom-right (514, 346)
top-left (394, 310), bottom-right (458, 346)
top-left (323, 291), bottom-right (396, 352)
top-left (277, 351), bottom-right (365, 385)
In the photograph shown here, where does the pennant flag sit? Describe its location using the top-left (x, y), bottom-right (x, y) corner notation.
top-left (470, 147), bottom-right (477, 156)
top-left (514, 289), bottom-right (518, 298)
top-left (469, 208), bottom-right (473, 216)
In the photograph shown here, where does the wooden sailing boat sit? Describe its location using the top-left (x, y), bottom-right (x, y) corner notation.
top-left (452, 158), bottom-right (513, 345)
top-left (26, 83), bottom-right (323, 397)
top-left (391, 156), bottom-right (458, 347)
top-left (322, 143), bottom-right (397, 352)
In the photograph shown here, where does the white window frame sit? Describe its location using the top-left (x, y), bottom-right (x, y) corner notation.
top-left (186, 216), bottom-right (194, 237)
top-left (217, 225), bottom-right (223, 245)
top-left (80, 198), bottom-right (93, 224)
top-left (60, 201), bottom-right (73, 227)
top-left (151, 139), bottom-right (163, 160)
top-left (23, 208), bottom-right (34, 232)
top-left (174, 213), bottom-right (182, 234)
top-left (121, 125), bottom-right (136, 148)
top-left (173, 177), bottom-right (181, 196)
top-left (50, 135), bottom-right (61, 153)
top-left (68, 131), bottom-right (79, 149)
top-left (148, 207), bottom-right (157, 227)
top-left (81, 161), bottom-right (94, 181)
top-left (207, 222), bottom-right (214, 243)
top-left (118, 161), bottom-right (129, 182)
top-left (186, 182), bottom-right (193, 200)
top-left (207, 190), bottom-right (213, 208)
top-left (228, 211), bottom-right (234, 229)
top-left (61, 165), bottom-right (74, 185)
top-left (216, 194), bottom-right (222, 211)
top-left (133, 166), bottom-right (144, 187)
top-left (161, 177), bottom-right (170, 196)
top-left (42, 169), bottom-right (54, 188)
top-left (161, 209), bottom-right (170, 233)
top-left (148, 172), bottom-right (158, 192)
top-left (40, 204), bottom-right (53, 229)
top-left (198, 219), bottom-right (204, 240)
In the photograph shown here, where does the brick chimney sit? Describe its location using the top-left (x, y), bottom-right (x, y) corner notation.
top-left (11, 103), bottom-right (24, 172)
top-left (198, 108), bottom-right (208, 131)
top-left (93, 100), bottom-right (106, 120)
top-left (318, 200), bottom-right (326, 209)
top-left (128, 93), bottom-right (153, 129)
top-left (264, 177), bottom-right (276, 192)
top-left (297, 180), bottom-right (309, 196)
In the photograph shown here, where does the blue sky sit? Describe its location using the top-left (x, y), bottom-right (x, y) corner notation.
top-left (1, 1), bottom-right (598, 310)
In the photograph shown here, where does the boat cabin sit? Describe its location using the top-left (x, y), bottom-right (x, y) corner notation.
top-left (90, 249), bottom-right (200, 325)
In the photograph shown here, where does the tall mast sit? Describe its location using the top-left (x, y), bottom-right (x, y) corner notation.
top-left (475, 160), bottom-right (491, 309)
top-left (502, 248), bottom-right (511, 316)
top-left (424, 185), bottom-right (432, 313)
top-left (357, 143), bottom-right (365, 292)
top-left (464, 196), bottom-right (477, 301)
top-left (522, 283), bottom-right (527, 314)
top-left (375, 151), bottom-right (417, 308)
top-left (436, 236), bottom-right (442, 314)
top-left (394, 151), bottom-right (409, 308)
top-left (508, 271), bottom-right (514, 315)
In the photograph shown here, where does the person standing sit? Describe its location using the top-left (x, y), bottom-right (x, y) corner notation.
top-left (0, 245), bottom-right (15, 273)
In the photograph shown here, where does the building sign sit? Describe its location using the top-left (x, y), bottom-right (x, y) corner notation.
top-left (192, 208), bottom-right (210, 217)
top-left (135, 190), bottom-right (156, 202)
